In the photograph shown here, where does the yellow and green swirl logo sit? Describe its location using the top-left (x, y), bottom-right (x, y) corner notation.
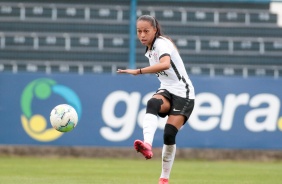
top-left (20, 78), bottom-right (81, 142)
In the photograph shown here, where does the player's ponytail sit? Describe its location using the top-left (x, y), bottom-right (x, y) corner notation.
top-left (154, 17), bottom-right (162, 38)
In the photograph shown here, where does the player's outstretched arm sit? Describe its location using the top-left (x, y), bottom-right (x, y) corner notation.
top-left (117, 55), bottom-right (170, 76)
top-left (117, 69), bottom-right (140, 75)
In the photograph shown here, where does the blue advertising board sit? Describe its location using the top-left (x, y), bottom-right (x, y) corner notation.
top-left (0, 73), bottom-right (282, 150)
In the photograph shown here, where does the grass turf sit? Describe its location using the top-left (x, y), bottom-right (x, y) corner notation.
top-left (0, 156), bottom-right (282, 184)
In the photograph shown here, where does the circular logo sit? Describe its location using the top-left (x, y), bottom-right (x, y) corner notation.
top-left (20, 78), bottom-right (81, 142)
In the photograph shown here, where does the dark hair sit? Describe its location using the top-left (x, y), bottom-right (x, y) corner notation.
top-left (137, 15), bottom-right (177, 49)
top-left (137, 15), bottom-right (163, 37)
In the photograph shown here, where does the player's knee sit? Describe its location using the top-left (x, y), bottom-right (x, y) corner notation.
top-left (163, 124), bottom-right (178, 145)
top-left (146, 98), bottom-right (163, 115)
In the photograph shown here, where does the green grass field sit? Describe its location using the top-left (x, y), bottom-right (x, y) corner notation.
top-left (0, 156), bottom-right (282, 184)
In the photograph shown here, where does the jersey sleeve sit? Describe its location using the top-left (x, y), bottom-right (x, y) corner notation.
top-left (155, 38), bottom-right (172, 60)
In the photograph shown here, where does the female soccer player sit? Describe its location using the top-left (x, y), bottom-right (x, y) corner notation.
top-left (117, 15), bottom-right (195, 184)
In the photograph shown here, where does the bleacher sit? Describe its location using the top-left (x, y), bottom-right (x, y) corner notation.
top-left (0, 1), bottom-right (282, 77)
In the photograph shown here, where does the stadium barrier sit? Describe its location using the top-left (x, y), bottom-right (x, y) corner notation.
top-left (1, 73), bottom-right (282, 150)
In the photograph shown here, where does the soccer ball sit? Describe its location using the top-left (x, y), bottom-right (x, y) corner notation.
top-left (50, 104), bottom-right (78, 132)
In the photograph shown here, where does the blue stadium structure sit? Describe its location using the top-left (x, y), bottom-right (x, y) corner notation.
top-left (0, 0), bottom-right (281, 77)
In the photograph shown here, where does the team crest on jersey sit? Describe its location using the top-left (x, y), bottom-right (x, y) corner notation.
top-left (153, 52), bottom-right (158, 61)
